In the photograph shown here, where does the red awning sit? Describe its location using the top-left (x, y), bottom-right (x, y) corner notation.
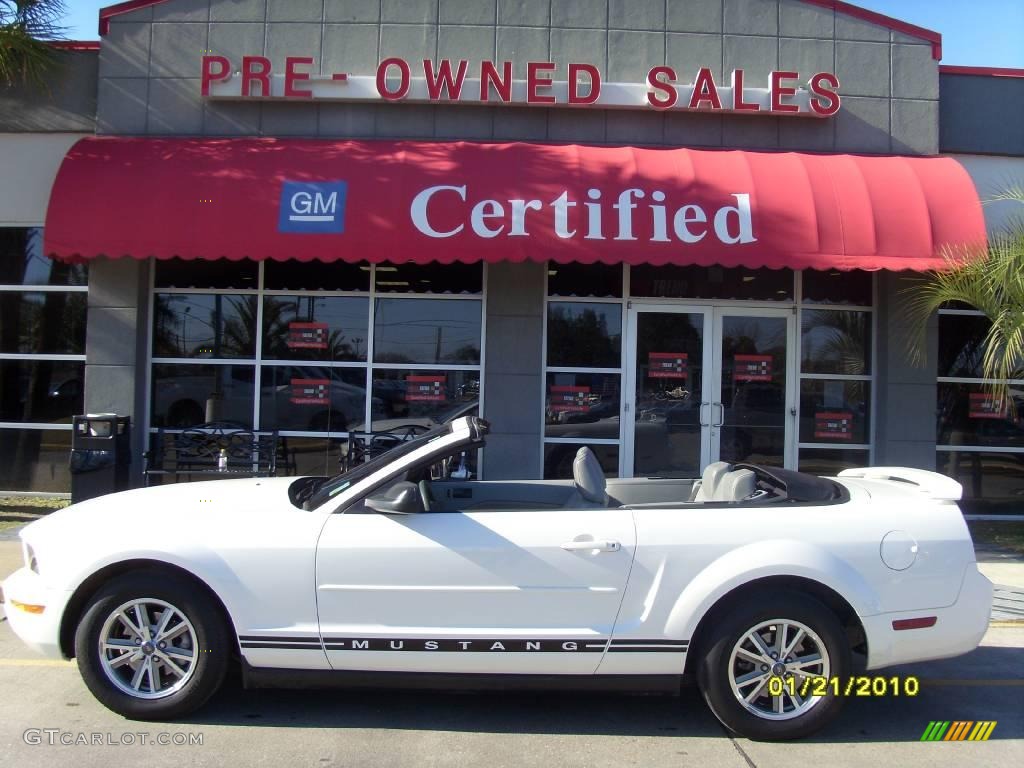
top-left (44, 137), bottom-right (985, 271)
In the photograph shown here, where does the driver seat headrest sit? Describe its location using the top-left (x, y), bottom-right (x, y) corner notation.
top-left (573, 446), bottom-right (609, 506)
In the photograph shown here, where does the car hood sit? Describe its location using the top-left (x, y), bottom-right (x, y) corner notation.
top-left (19, 477), bottom-right (310, 572)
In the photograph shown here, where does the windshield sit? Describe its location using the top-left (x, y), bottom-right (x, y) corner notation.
top-left (303, 422), bottom-right (453, 510)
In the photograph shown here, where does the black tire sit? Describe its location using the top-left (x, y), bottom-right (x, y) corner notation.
top-left (74, 570), bottom-right (231, 720)
top-left (697, 591), bottom-right (851, 741)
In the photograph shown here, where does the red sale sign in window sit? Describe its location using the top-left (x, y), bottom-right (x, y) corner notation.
top-left (814, 411), bottom-right (854, 440)
top-left (290, 378), bottom-right (330, 406)
top-left (406, 375), bottom-right (447, 402)
top-left (287, 321), bottom-right (329, 349)
top-left (550, 385), bottom-right (590, 412)
top-left (734, 354), bottom-right (773, 382)
top-left (648, 352), bottom-right (688, 379)
top-left (969, 392), bottom-right (1008, 419)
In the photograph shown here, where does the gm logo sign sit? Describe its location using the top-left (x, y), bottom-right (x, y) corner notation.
top-left (278, 181), bottom-right (347, 234)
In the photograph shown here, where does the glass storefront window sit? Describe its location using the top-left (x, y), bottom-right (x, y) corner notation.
top-left (0, 228), bottom-right (87, 286)
top-left (262, 296), bottom-right (369, 362)
top-left (279, 436), bottom-right (342, 477)
top-left (154, 257), bottom-right (259, 289)
top-left (801, 269), bottom-right (872, 306)
top-left (937, 314), bottom-right (990, 378)
top-left (0, 291), bottom-right (86, 354)
top-left (544, 443), bottom-right (619, 480)
top-left (0, 428), bottom-right (72, 492)
top-left (630, 265), bottom-right (793, 301)
top-left (547, 302), bottom-right (622, 368)
top-left (259, 365), bottom-right (367, 433)
top-left (0, 360), bottom-right (84, 423)
top-left (369, 369), bottom-right (479, 432)
top-left (800, 309), bottom-right (871, 375)
top-left (545, 372), bottom-right (621, 440)
top-left (373, 298), bottom-right (482, 364)
top-left (548, 262), bottom-right (623, 298)
top-left (374, 262), bottom-right (482, 294)
top-left (937, 383), bottom-right (1024, 447)
top-left (153, 294), bottom-right (258, 359)
top-left (151, 364), bottom-right (256, 428)
top-left (264, 259), bottom-right (369, 292)
top-left (938, 450), bottom-right (1024, 509)
top-left (798, 448), bottom-right (869, 476)
top-left (799, 379), bottom-right (870, 444)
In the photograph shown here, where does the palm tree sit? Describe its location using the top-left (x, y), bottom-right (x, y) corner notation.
top-left (904, 187), bottom-right (1024, 411)
top-left (0, 1), bottom-right (66, 87)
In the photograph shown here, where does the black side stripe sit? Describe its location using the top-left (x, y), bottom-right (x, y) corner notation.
top-left (240, 642), bottom-right (325, 650)
top-left (239, 636), bottom-right (689, 653)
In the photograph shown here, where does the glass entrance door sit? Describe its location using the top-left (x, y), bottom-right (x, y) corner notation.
top-left (624, 305), bottom-right (795, 477)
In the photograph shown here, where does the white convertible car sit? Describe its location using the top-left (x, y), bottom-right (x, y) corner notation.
top-left (1, 416), bottom-right (992, 740)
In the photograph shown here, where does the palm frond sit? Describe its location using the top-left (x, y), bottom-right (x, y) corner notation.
top-left (0, 0), bottom-right (66, 86)
top-left (903, 199), bottom-right (1024, 416)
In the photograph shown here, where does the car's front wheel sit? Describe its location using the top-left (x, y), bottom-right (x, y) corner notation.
top-left (74, 571), bottom-right (230, 720)
top-left (698, 591), bottom-right (851, 741)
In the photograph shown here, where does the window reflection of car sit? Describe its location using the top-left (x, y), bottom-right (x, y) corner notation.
top-left (153, 370), bottom-right (377, 431)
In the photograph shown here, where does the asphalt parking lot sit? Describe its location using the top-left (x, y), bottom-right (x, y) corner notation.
top-left (1, 541), bottom-right (1021, 768)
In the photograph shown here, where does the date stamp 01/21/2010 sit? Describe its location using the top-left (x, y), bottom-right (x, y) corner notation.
top-left (766, 675), bottom-right (921, 698)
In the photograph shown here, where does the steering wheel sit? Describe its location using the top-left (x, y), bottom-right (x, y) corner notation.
top-left (418, 479), bottom-right (435, 512)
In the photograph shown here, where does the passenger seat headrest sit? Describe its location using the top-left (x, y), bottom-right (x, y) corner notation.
top-left (573, 447), bottom-right (608, 505)
top-left (719, 468), bottom-right (757, 502)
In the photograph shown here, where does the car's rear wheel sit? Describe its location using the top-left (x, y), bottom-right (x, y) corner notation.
top-left (697, 591), bottom-right (851, 741)
top-left (74, 571), bottom-right (230, 720)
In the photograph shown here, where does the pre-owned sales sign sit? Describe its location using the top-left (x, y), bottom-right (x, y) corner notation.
top-left (202, 55), bottom-right (840, 117)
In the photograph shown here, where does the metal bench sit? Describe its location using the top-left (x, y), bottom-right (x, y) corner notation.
top-left (143, 422), bottom-right (296, 485)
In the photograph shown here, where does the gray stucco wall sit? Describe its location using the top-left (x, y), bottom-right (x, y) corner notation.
top-left (96, 0), bottom-right (940, 155)
top-left (0, 50), bottom-right (98, 132)
top-left (85, 0), bottom-right (945, 480)
top-left (481, 261), bottom-right (545, 479)
top-left (873, 271), bottom-right (938, 471)
top-left (83, 258), bottom-right (152, 486)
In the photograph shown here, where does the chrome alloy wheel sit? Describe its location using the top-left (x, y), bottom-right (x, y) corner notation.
top-left (97, 598), bottom-right (198, 700)
top-left (727, 618), bottom-right (831, 721)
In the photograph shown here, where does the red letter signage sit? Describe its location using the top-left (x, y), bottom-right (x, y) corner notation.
top-left (527, 62), bottom-right (556, 105)
top-left (424, 59), bottom-right (468, 101)
top-left (376, 57), bottom-right (411, 100)
top-left (688, 68), bottom-right (722, 110)
top-left (201, 55), bottom-right (231, 97)
top-left (568, 63), bottom-right (601, 105)
top-left (284, 56), bottom-right (314, 99)
top-left (646, 66), bottom-right (678, 109)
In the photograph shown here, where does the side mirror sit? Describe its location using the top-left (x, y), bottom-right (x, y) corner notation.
top-left (364, 481), bottom-right (424, 515)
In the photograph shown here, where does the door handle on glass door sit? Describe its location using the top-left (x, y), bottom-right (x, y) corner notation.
top-left (561, 539), bottom-right (621, 552)
top-left (713, 402), bottom-right (725, 427)
top-left (699, 401), bottom-right (711, 426)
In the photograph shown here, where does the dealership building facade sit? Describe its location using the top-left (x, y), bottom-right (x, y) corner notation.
top-left (2, 0), bottom-right (1023, 510)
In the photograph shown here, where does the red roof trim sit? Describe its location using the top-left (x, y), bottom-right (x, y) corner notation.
top-left (802, 0), bottom-right (943, 60)
top-left (98, 0), bottom-right (169, 36)
top-left (940, 65), bottom-right (1024, 79)
top-left (47, 40), bottom-right (101, 51)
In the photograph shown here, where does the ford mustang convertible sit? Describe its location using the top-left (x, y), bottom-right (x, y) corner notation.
top-left (1, 416), bottom-right (992, 740)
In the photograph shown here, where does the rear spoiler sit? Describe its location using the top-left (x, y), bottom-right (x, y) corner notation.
top-left (837, 467), bottom-right (962, 501)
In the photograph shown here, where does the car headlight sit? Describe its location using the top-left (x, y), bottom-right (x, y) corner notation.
top-left (23, 542), bottom-right (38, 574)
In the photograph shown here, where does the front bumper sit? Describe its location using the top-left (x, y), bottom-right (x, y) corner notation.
top-left (864, 564), bottom-right (993, 670)
top-left (1, 567), bottom-right (70, 659)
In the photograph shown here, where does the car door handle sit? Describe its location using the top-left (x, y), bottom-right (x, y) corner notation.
top-left (561, 539), bottom-right (621, 552)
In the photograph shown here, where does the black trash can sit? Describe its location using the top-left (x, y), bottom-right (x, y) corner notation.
top-left (70, 414), bottom-right (131, 503)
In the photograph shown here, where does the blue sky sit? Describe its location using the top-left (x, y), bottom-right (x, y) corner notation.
top-left (62, 0), bottom-right (1024, 68)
